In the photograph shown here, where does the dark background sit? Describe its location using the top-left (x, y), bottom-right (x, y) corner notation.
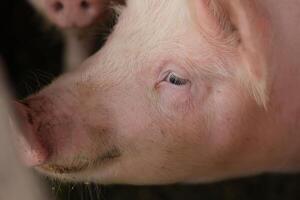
top-left (1, 0), bottom-right (300, 199)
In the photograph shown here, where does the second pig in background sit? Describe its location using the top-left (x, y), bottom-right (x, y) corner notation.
top-left (27, 0), bottom-right (125, 70)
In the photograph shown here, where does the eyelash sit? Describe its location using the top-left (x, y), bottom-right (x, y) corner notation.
top-left (164, 72), bottom-right (189, 86)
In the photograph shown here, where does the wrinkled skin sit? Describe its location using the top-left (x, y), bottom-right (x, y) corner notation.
top-left (28, 0), bottom-right (124, 70)
top-left (15, 0), bottom-right (300, 185)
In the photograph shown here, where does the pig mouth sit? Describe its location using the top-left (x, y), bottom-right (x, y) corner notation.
top-left (38, 146), bottom-right (122, 175)
top-left (40, 164), bottom-right (87, 174)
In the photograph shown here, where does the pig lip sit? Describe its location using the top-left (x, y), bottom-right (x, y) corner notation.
top-left (39, 163), bottom-right (88, 175)
top-left (37, 146), bottom-right (122, 175)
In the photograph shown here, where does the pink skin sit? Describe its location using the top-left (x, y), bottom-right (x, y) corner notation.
top-left (15, 0), bottom-right (300, 185)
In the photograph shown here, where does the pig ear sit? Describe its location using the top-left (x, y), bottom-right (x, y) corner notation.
top-left (192, 0), bottom-right (271, 107)
top-left (191, 0), bottom-right (235, 39)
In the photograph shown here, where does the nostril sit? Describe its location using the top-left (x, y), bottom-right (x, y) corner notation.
top-left (53, 1), bottom-right (64, 12)
top-left (80, 0), bottom-right (90, 10)
top-left (14, 101), bottom-right (33, 125)
top-left (13, 101), bottom-right (49, 167)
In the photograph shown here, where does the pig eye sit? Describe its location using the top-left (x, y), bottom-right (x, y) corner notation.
top-left (165, 72), bottom-right (189, 86)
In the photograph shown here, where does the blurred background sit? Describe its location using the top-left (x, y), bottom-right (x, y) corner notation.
top-left (1, 0), bottom-right (300, 199)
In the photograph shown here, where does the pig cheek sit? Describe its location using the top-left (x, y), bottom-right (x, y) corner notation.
top-left (157, 81), bottom-right (209, 118)
top-left (155, 83), bottom-right (217, 165)
top-left (203, 84), bottom-right (264, 170)
top-left (158, 84), bottom-right (193, 115)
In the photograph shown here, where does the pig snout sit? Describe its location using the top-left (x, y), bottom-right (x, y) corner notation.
top-left (46, 0), bottom-right (104, 28)
top-left (14, 102), bottom-right (49, 167)
top-left (13, 93), bottom-right (111, 177)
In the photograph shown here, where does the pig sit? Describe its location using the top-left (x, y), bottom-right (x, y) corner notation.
top-left (14, 0), bottom-right (300, 185)
top-left (28, 0), bottom-right (124, 70)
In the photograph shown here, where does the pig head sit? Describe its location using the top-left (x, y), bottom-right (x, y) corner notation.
top-left (15, 0), bottom-right (300, 184)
